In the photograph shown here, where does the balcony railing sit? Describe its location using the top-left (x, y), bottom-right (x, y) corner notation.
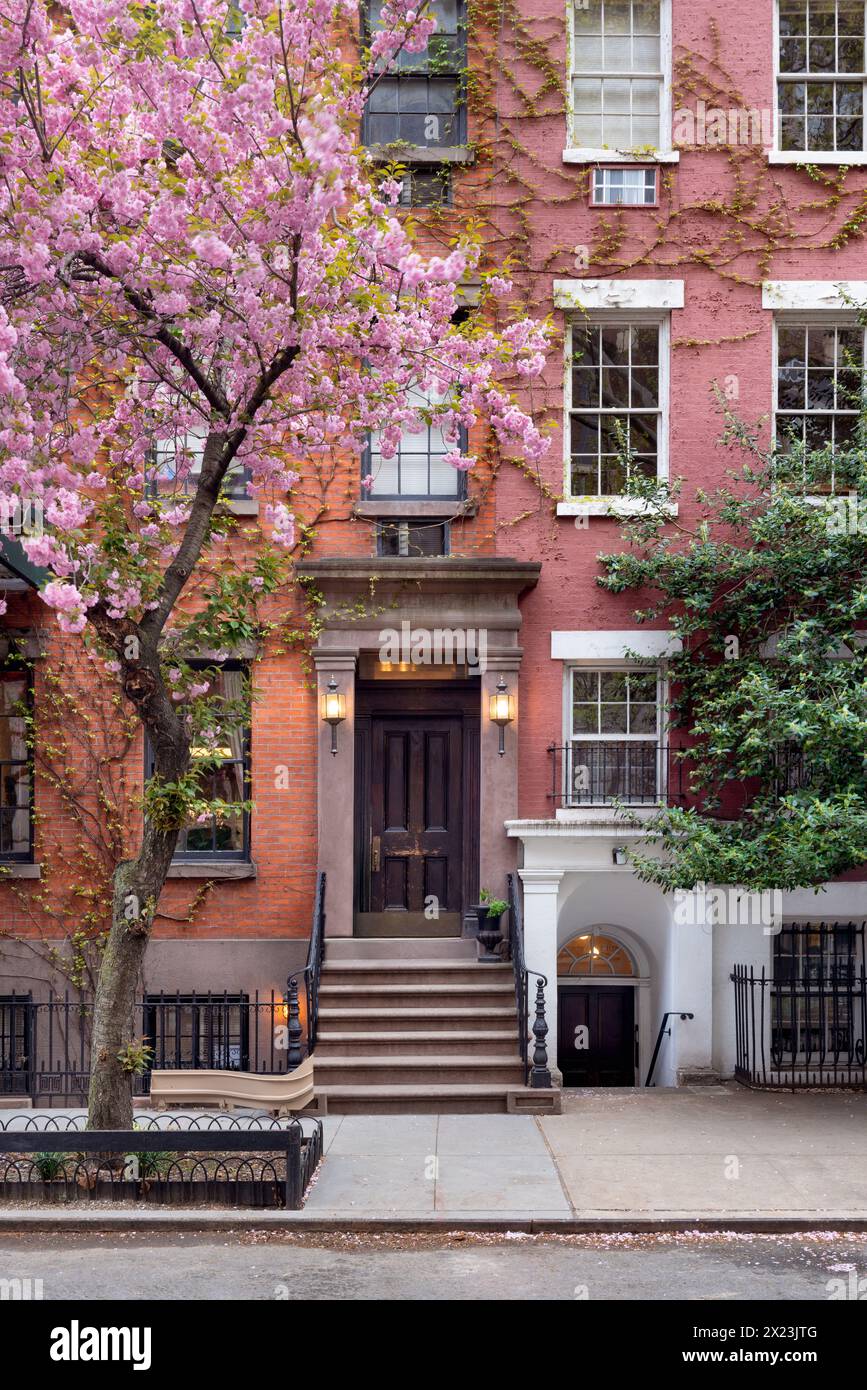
top-left (547, 742), bottom-right (688, 808)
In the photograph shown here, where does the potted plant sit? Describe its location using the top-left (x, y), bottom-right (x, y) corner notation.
top-left (472, 888), bottom-right (509, 961)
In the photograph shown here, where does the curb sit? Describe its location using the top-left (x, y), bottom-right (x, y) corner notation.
top-left (1, 1211), bottom-right (867, 1235)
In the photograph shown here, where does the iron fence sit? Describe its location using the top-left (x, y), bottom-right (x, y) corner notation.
top-left (0, 1115), bottom-right (323, 1209)
top-left (732, 923), bottom-right (867, 1089)
top-left (0, 988), bottom-right (308, 1107)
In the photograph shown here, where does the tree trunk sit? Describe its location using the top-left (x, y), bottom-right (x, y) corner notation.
top-left (85, 430), bottom-right (228, 1128)
top-left (86, 822), bottom-right (180, 1128)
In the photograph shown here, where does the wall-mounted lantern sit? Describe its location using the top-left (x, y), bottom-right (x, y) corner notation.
top-left (321, 674), bottom-right (346, 756)
top-left (489, 676), bottom-right (515, 756)
top-left (612, 846), bottom-right (628, 866)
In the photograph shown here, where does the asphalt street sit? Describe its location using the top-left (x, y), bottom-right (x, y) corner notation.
top-left (1, 1230), bottom-right (865, 1300)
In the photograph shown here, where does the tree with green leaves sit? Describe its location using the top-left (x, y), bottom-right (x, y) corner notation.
top-left (598, 392), bottom-right (867, 892)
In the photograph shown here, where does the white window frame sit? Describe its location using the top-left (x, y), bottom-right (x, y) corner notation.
top-left (564, 0), bottom-right (678, 163)
top-left (770, 0), bottom-right (867, 164)
top-left (562, 309), bottom-right (671, 505)
top-left (771, 309), bottom-right (865, 493)
top-left (561, 662), bottom-right (668, 807)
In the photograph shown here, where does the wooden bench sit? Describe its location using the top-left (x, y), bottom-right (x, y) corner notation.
top-left (148, 1056), bottom-right (314, 1115)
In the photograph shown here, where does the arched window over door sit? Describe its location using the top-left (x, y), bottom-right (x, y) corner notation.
top-left (557, 931), bottom-right (636, 977)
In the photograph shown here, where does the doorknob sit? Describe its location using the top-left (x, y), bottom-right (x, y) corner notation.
top-left (371, 835), bottom-right (381, 872)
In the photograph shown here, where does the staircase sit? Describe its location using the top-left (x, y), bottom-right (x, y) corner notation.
top-left (315, 937), bottom-right (527, 1113)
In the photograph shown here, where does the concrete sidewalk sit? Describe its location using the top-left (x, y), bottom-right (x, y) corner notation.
top-left (303, 1086), bottom-right (867, 1222)
top-left (1, 1086), bottom-right (865, 1228)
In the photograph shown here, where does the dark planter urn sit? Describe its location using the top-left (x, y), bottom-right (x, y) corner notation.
top-left (473, 904), bottom-right (504, 962)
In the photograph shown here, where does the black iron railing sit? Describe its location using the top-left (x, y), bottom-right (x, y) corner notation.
top-left (506, 872), bottom-right (551, 1089)
top-left (732, 925), bottom-right (867, 1089)
top-left (0, 1115), bottom-right (323, 1209)
top-left (0, 987), bottom-right (311, 1107)
top-left (288, 868), bottom-right (326, 1057)
top-left (547, 742), bottom-right (688, 807)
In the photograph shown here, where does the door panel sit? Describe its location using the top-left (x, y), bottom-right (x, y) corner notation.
top-left (384, 731), bottom-right (409, 829)
top-left (558, 986), bottom-right (635, 1086)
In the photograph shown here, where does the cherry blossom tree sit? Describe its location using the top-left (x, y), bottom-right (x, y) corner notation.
top-left (0, 0), bottom-right (547, 1125)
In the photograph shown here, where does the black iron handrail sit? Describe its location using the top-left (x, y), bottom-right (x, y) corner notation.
top-left (506, 873), bottom-right (551, 1088)
top-left (645, 1011), bottom-right (694, 1086)
top-left (287, 868), bottom-right (326, 1065)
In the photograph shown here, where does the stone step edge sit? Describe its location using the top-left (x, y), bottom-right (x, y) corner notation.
top-left (317, 1031), bottom-right (519, 1042)
top-left (320, 984), bottom-right (514, 995)
top-left (315, 1055), bottom-right (524, 1068)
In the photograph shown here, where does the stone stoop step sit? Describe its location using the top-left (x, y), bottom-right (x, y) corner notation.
top-left (312, 939), bottom-right (560, 1114)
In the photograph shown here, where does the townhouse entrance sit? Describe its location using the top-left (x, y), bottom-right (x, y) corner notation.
top-left (557, 931), bottom-right (639, 1085)
top-left (353, 678), bottom-right (480, 937)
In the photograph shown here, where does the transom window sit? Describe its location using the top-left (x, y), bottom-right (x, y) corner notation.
top-left (591, 165), bottom-right (657, 204)
top-left (364, 385), bottom-right (464, 499)
top-left (558, 931), bottom-right (637, 976)
top-left (777, 0), bottom-right (866, 153)
top-left (0, 670), bottom-right (31, 860)
top-left (568, 667), bottom-right (662, 804)
top-left (364, 0), bottom-right (465, 148)
top-left (571, 0), bottom-right (663, 150)
top-left (568, 319), bottom-right (663, 496)
top-left (774, 320), bottom-right (865, 490)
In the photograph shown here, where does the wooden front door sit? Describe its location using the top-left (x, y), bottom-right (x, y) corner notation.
top-left (558, 986), bottom-right (636, 1086)
top-left (354, 683), bottom-right (479, 936)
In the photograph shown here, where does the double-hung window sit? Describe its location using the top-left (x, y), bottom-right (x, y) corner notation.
top-left (147, 663), bottom-right (250, 860)
top-left (570, 0), bottom-right (668, 153)
top-left (567, 667), bottom-right (663, 804)
top-left (568, 317), bottom-right (666, 496)
top-left (774, 318), bottom-right (865, 490)
top-left (363, 383), bottom-right (465, 501)
top-left (0, 669), bottom-right (31, 861)
top-left (153, 428), bottom-right (250, 501)
top-left (364, 0), bottom-right (465, 148)
top-left (776, 0), bottom-right (866, 156)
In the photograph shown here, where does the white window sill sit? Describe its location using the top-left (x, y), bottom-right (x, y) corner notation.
top-left (557, 498), bottom-right (678, 518)
top-left (563, 147), bottom-right (680, 165)
top-left (768, 150), bottom-right (867, 166)
top-left (167, 861), bottom-right (257, 880)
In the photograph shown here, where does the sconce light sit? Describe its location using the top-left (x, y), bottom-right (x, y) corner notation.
top-left (612, 846), bottom-right (628, 866)
top-left (489, 676), bottom-right (515, 756)
top-left (321, 674), bottom-right (346, 755)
